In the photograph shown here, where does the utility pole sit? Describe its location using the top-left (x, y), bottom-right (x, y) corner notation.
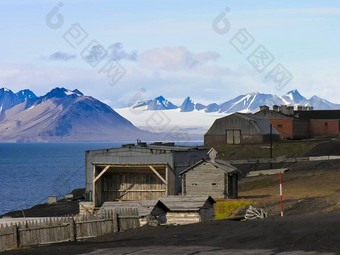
top-left (270, 124), bottom-right (273, 169)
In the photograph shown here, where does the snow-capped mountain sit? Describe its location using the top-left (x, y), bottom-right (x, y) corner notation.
top-left (0, 87), bottom-right (156, 142)
top-left (131, 90), bottom-right (340, 114)
top-left (132, 96), bottom-right (178, 110)
top-left (180, 97), bottom-right (206, 112)
top-left (0, 88), bottom-right (37, 114)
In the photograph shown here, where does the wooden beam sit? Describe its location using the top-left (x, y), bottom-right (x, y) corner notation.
top-left (149, 165), bottom-right (167, 185)
top-left (93, 165), bottom-right (110, 183)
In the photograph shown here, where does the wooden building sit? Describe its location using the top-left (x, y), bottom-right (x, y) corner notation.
top-left (92, 163), bottom-right (175, 207)
top-left (85, 143), bottom-right (208, 200)
top-left (159, 196), bottom-right (215, 225)
top-left (99, 200), bottom-right (168, 226)
top-left (180, 158), bottom-right (240, 199)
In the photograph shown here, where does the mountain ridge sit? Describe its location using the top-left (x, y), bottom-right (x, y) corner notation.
top-left (131, 90), bottom-right (340, 113)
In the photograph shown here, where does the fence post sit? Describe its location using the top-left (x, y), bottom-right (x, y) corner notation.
top-left (113, 212), bottom-right (119, 233)
top-left (12, 224), bottom-right (19, 248)
top-left (69, 217), bottom-right (76, 242)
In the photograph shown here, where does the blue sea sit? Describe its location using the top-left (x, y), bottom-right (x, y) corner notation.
top-left (0, 141), bottom-right (202, 215)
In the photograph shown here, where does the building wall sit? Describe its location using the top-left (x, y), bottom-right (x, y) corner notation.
top-left (309, 120), bottom-right (339, 136)
top-left (182, 162), bottom-right (226, 198)
top-left (270, 119), bottom-right (293, 138)
top-left (166, 212), bottom-right (200, 225)
top-left (86, 147), bottom-right (208, 197)
top-left (292, 119), bottom-right (310, 139)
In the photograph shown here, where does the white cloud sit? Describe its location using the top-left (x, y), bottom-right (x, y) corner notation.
top-left (138, 46), bottom-right (220, 71)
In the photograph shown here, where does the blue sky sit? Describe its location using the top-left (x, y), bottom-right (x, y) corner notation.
top-left (1, 0), bottom-right (340, 107)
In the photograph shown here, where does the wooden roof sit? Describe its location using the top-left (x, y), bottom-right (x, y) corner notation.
top-left (99, 200), bottom-right (168, 217)
top-left (179, 158), bottom-right (239, 176)
top-left (159, 196), bottom-right (215, 211)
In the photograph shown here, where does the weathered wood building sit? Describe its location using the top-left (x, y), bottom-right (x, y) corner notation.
top-left (99, 200), bottom-right (168, 226)
top-left (180, 158), bottom-right (240, 199)
top-left (85, 143), bottom-right (208, 203)
top-left (92, 163), bottom-right (175, 206)
top-left (159, 196), bottom-right (215, 225)
top-left (204, 113), bottom-right (279, 147)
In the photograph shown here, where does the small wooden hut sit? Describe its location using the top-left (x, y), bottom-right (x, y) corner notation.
top-left (99, 200), bottom-right (168, 226)
top-left (180, 158), bottom-right (239, 199)
top-left (159, 196), bottom-right (215, 225)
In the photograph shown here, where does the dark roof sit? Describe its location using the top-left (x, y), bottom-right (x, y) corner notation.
top-left (180, 158), bottom-right (239, 176)
top-left (159, 196), bottom-right (215, 211)
top-left (86, 144), bottom-right (207, 153)
top-left (295, 110), bottom-right (340, 120)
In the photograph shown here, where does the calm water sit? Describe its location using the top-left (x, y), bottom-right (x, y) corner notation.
top-left (0, 141), bottom-right (202, 214)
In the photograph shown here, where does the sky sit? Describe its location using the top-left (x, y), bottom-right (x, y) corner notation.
top-left (1, 0), bottom-right (340, 108)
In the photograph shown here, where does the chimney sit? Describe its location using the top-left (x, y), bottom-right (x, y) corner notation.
top-left (287, 106), bottom-right (294, 115)
top-left (297, 105), bottom-right (303, 111)
top-left (308, 106), bottom-right (314, 111)
top-left (280, 105), bottom-right (288, 115)
top-left (302, 106), bottom-right (308, 111)
top-left (273, 105), bottom-right (279, 112)
top-left (259, 105), bottom-right (269, 111)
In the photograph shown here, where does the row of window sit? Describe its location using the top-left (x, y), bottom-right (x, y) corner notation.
top-left (276, 122), bottom-right (329, 128)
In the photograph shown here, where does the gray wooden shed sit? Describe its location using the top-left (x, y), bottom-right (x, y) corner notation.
top-left (159, 196), bottom-right (215, 225)
top-left (85, 143), bottom-right (208, 199)
top-left (99, 200), bottom-right (168, 226)
top-left (180, 159), bottom-right (240, 199)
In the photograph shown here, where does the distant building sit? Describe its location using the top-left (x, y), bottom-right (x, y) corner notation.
top-left (255, 106), bottom-right (340, 139)
top-left (254, 105), bottom-right (309, 139)
top-left (204, 112), bottom-right (280, 147)
top-left (85, 142), bottom-right (208, 204)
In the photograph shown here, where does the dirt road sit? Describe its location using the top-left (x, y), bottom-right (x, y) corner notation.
top-left (3, 213), bottom-right (340, 255)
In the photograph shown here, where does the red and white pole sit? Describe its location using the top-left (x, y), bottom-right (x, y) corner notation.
top-left (280, 172), bottom-right (283, 216)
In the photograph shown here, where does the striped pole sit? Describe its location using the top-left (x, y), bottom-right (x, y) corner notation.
top-left (280, 172), bottom-right (283, 216)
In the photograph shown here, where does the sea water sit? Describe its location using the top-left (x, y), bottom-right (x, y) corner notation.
top-left (0, 141), bottom-right (202, 214)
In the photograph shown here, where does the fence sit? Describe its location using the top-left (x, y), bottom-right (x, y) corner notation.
top-left (227, 155), bottom-right (340, 165)
top-left (0, 208), bottom-right (139, 251)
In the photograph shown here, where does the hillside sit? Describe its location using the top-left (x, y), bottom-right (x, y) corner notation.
top-left (0, 88), bottom-right (156, 142)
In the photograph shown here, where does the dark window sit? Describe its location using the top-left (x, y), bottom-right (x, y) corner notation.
top-left (212, 183), bottom-right (217, 186)
top-left (192, 183), bottom-right (198, 186)
top-left (278, 124), bottom-right (283, 128)
top-left (325, 122), bottom-right (328, 127)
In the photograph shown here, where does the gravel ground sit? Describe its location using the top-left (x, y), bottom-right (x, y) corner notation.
top-left (3, 213), bottom-right (340, 255)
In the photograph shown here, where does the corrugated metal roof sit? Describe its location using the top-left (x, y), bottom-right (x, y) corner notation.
top-left (159, 196), bottom-right (215, 211)
top-left (99, 200), bottom-right (167, 217)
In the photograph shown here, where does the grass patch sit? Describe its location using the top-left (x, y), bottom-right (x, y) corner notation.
top-left (214, 201), bottom-right (255, 219)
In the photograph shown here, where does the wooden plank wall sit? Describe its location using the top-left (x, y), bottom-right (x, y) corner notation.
top-left (103, 173), bottom-right (166, 201)
top-left (0, 208), bottom-right (139, 251)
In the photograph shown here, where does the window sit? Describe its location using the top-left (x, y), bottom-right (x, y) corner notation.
top-left (212, 183), bottom-right (217, 186)
top-left (325, 122), bottom-right (328, 127)
top-left (277, 124), bottom-right (283, 128)
top-left (192, 183), bottom-right (198, 186)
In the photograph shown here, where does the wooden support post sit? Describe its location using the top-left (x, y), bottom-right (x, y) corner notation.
top-left (12, 224), bottom-right (19, 248)
top-left (165, 165), bottom-right (169, 195)
top-left (93, 165), bottom-right (110, 183)
top-left (149, 166), bottom-right (167, 184)
top-left (69, 217), bottom-right (76, 242)
top-left (113, 212), bottom-right (119, 233)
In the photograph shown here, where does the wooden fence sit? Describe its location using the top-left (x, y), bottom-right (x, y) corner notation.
top-left (0, 208), bottom-right (139, 251)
